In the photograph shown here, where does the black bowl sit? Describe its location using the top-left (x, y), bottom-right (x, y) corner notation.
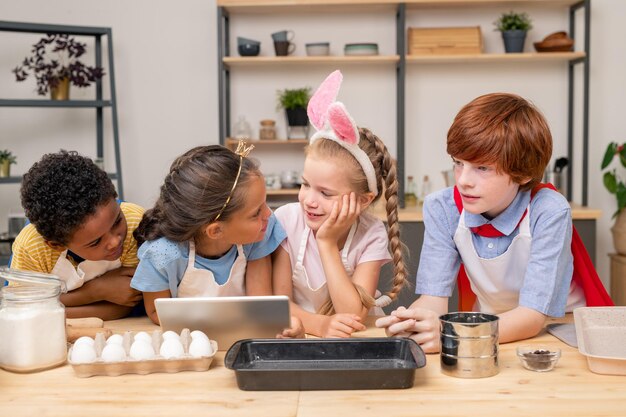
top-left (238, 44), bottom-right (260, 57)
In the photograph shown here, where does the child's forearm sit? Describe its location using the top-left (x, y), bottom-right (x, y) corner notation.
top-left (65, 302), bottom-right (132, 321)
top-left (289, 301), bottom-right (326, 337)
top-left (245, 256), bottom-right (272, 296)
top-left (317, 241), bottom-right (364, 314)
top-left (497, 306), bottom-right (546, 343)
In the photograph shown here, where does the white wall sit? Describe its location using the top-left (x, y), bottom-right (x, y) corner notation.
top-left (1, 0), bottom-right (624, 289)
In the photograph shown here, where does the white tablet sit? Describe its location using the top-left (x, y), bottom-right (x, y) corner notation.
top-left (155, 295), bottom-right (291, 350)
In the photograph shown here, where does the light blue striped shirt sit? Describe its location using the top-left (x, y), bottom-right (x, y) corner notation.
top-left (415, 187), bottom-right (573, 317)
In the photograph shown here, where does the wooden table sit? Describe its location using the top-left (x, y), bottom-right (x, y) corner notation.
top-left (1, 316), bottom-right (625, 417)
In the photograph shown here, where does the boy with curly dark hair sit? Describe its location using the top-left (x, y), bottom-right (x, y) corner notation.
top-left (11, 150), bottom-right (145, 320)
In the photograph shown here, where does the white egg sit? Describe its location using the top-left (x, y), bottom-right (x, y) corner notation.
top-left (101, 343), bottom-right (127, 362)
top-left (129, 340), bottom-right (155, 360)
top-left (189, 337), bottom-right (213, 357)
top-left (162, 331), bottom-right (181, 341)
top-left (106, 334), bottom-right (124, 345)
top-left (133, 331), bottom-right (152, 344)
top-left (190, 330), bottom-right (209, 341)
top-left (70, 343), bottom-right (97, 363)
top-left (73, 336), bottom-right (95, 347)
top-left (159, 339), bottom-right (184, 359)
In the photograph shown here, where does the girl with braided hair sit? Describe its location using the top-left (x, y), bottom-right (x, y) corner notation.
top-left (273, 71), bottom-right (408, 337)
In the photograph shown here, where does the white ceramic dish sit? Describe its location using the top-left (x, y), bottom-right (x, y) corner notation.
top-left (344, 43), bottom-right (378, 56)
top-left (306, 42), bottom-right (330, 56)
top-left (573, 306), bottom-right (626, 375)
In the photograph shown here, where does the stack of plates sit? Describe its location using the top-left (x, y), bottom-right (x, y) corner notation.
top-left (344, 43), bottom-right (378, 56)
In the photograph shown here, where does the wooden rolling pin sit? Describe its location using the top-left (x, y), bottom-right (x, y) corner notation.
top-left (66, 317), bottom-right (112, 342)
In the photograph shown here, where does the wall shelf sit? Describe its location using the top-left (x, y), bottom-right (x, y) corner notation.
top-left (223, 56), bottom-right (399, 67)
top-left (217, 0), bottom-right (591, 205)
top-left (226, 138), bottom-right (309, 146)
top-left (0, 20), bottom-right (124, 198)
top-left (0, 99), bottom-right (112, 108)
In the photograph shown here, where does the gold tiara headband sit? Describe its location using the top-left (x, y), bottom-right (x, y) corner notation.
top-left (213, 140), bottom-right (255, 222)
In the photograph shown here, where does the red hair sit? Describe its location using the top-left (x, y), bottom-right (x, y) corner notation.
top-left (447, 93), bottom-right (552, 191)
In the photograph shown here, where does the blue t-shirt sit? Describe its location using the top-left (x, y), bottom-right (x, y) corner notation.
top-left (130, 213), bottom-right (286, 297)
top-left (416, 187), bottom-right (573, 317)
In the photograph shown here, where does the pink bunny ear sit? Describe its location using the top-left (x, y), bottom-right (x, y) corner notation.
top-left (327, 102), bottom-right (359, 145)
top-left (307, 70), bottom-right (343, 131)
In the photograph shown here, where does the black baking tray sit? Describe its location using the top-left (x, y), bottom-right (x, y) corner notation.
top-left (224, 337), bottom-right (426, 390)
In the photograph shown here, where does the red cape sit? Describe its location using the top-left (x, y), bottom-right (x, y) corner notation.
top-left (454, 183), bottom-right (613, 311)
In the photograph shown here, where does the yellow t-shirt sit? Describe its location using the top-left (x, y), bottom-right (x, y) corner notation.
top-left (11, 202), bottom-right (145, 273)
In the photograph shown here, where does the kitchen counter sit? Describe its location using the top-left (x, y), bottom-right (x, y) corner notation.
top-left (1, 315), bottom-right (624, 417)
top-left (371, 202), bottom-right (601, 222)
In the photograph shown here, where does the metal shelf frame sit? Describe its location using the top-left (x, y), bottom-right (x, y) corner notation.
top-left (216, 1), bottom-right (591, 207)
top-left (0, 20), bottom-right (124, 198)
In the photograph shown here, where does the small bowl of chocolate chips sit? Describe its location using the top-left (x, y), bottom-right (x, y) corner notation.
top-left (516, 346), bottom-right (561, 372)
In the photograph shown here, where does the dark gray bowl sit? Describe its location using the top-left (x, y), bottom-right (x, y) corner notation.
top-left (238, 44), bottom-right (260, 57)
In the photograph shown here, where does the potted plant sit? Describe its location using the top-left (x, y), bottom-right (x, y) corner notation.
top-left (602, 141), bottom-right (626, 254)
top-left (0, 150), bottom-right (17, 178)
top-left (277, 87), bottom-right (311, 138)
top-left (12, 33), bottom-right (105, 100)
top-left (494, 11), bottom-right (533, 53)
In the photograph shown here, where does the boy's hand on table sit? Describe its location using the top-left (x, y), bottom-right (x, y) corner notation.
top-left (376, 306), bottom-right (441, 353)
top-left (320, 313), bottom-right (366, 338)
top-left (93, 267), bottom-right (143, 307)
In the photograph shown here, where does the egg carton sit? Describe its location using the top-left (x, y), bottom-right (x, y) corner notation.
top-left (68, 328), bottom-right (218, 377)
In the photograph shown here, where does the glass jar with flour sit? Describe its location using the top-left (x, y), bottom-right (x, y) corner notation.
top-left (0, 268), bottom-right (67, 372)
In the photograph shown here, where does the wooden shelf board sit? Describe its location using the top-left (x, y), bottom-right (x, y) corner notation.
top-left (267, 188), bottom-right (300, 196)
top-left (226, 138), bottom-right (308, 146)
top-left (217, 1), bottom-right (397, 13)
top-left (0, 99), bottom-right (112, 108)
top-left (218, 0), bottom-right (582, 12)
top-left (405, 0), bottom-right (583, 8)
top-left (223, 55), bottom-right (399, 66)
top-left (406, 51), bottom-right (585, 63)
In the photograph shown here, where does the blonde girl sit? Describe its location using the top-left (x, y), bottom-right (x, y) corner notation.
top-left (272, 71), bottom-right (408, 337)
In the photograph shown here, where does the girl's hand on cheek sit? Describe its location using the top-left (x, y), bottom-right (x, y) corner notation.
top-left (317, 193), bottom-right (360, 244)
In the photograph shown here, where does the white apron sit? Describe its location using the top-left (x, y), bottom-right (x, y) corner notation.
top-left (454, 206), bottom-right (585, 314)
top-left (292, 223), bottom-right (383, 315)
top-left (51, 250), bottom-right (121, 292)
top-left (177, 241), bottom-right (246, 297)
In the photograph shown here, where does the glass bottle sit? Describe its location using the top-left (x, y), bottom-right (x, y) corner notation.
top-left (419, 175), bottom-right (432, 206)
top-left (404, 175), bottom-right (418, 207)
top-left (233, 115), bottom-right (252, 140)
top-left (0, 268), bottom-right (67, 372)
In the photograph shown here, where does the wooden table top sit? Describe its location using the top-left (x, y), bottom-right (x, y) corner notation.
top-left (1, 316), bottom-right (624, 417)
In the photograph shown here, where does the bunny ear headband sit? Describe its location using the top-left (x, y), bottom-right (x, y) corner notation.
top-left (308, 70), bottom-right (378, 197)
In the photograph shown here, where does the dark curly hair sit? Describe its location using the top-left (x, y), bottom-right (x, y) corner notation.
top-left (21, 150), bottom-right (117, 245)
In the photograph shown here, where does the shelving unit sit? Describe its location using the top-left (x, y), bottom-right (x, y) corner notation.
top-left (217, 0), bottom-right (591, 206)
top-left (0, 21), bottom-right (124, 198)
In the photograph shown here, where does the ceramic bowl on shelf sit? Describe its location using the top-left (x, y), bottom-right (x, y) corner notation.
top-left (238, 43), bottom-right (260, 56)
top-left (344, 43), bottom-right (378, 56)
top-left (306, 42), bottom-right (330, 56)
top-left (533, 31), bottom-right (574, 52)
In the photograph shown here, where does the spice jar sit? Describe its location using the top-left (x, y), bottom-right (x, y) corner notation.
top-left (259, 119), bottom-right (277, 140)
top-left (0, 268), bottom-right (67, 372)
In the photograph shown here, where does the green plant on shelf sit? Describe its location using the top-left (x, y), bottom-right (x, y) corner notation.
top-left (0, 149), bottom-right (17, 165)
top-left (276, 87), bottom-right (311, 111)
top-left (601, 141), bottom-right (626, 218)
top-left (493, 11), bottom-right (533, 32)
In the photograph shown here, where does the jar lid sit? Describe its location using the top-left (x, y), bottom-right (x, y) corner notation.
top-left (260, 119), bottom-right (276, 126)
top-left (0, 267), bottom-right (67, 293)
